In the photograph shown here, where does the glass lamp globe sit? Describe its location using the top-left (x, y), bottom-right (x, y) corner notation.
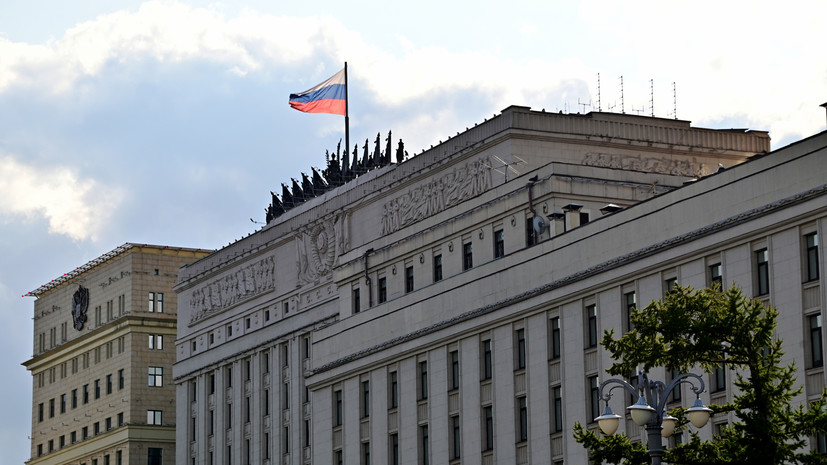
top-left (627, 396), bottom-right (656, 426)
top-left (661, 411), bottom-right (678, 438)
top-left (595, 406), bottom-right (622, 435)
top-left (686, 398), bottom-right (713, 428)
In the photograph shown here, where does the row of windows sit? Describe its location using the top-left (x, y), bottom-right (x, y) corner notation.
top-left (37, 370), bottom-right (126, 422)
top-left (36, 295), bottom-right (128, 354)
top-left (35, 336), bottom-right (127, 389)
top-left (192, 303), bottom-right (301, 356)
top-left (36, 412), bottom-right (125, 457)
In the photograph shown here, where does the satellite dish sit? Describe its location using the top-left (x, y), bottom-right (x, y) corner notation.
top-left (532, 215), bottom-right (547, 235)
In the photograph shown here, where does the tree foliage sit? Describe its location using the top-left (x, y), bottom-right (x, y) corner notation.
top-left (575, 284), bottom-right (827, 465)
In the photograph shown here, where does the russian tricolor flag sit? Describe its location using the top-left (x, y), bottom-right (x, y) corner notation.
top-left (289, 68), bottom-right (346, 116)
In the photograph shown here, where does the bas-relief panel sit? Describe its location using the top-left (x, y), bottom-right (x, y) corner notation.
top-left (188, 255), bottom-right (277, 324)
top-left (380, 158), bottom-right (492, 235)
top-left (582, 152), bottom-right (713, 177)
top-left (295, 211), bottom-right (351, 285)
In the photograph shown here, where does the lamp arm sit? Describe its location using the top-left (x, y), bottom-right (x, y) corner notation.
top-left (654, 372), bottom-right (707, 412)
top-left (598, 378), bottom-right (640, 403)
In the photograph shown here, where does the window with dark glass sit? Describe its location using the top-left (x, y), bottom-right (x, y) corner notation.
top-left (669, 367), bottom-right (682, 402)
top-left (756, 249), bottom-right (770, 296)
top-left (433, 254), bottom-right (442, 282)
top-left (449, 350), bottom-right (459, 390)
top-left (334, 389), bottom-right (343, 427)
top-left (362, 380), bottom-right (370, 418)
top-left (378, 277), bottom-right (387, 304)
top-left (806, 233), bottom-right (820, 282)
top-left (390, 433), bottom-right (399, 465)
top-left (353, 287), bottom-right (361, 313)
top-left (517, 396), bottom-right (528, 442)
top-left (515, 328), bottom-right (526, 370)
top-left (420, 425), bottom-right (429, 465)
top-left (713, 364), bottom-right (726, 392)
top-left (710, 263), bottom-right (723, 288)
top-left (494, 229), bottom-right (505, 258)
top-left (811, 314), bottom-right (823, 368)
top-left (550, 317), bottom-right (561, 359)
top-left (586, 305), bottom-right (598, 348)
top-left (481, 340), bottom-right (492, 380)
top-left (451, 415), bottom-right (461, 459)
top-left (389, 371), bottom-right (398, 409)
top-left (525, 217), bottom-right (537, 247)
top-left (588, 376), bottom-right (600, 422)
top-left (483, 405), bottom-right (494, 451)
top-left (406, 266), bottom-right (414, 293)
top-left (552, 386), bottom-right (563, 432)
top-left (462, 242), bottom-right (473, 271)
top-left (665, 277), bottom-right (678, 294)
top-left (419, 361), bottom-right (429, 400)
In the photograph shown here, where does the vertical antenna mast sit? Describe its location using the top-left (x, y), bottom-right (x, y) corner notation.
top-left (597, 73), bottom-right (602, 112)
top-left (672, 81), bottom-right (677, 120)
top-left (649, 79), bottom-right (654, 117)
top-left (620, 75), bottom-right (625, 114)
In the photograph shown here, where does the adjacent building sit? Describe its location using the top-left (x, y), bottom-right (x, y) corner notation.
top-left (172, 105), bottom-right (827, 465)
top-left (24, 243), bottom-right (211, 465)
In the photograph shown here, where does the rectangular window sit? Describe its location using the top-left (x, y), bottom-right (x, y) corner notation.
top-left (71, 431), bottom-right (77, 443)
top-left (665, 277), bottom-right (678, 294)
top-left (517, 396), bottom-right (528, 442)
top-left (811, 314), bottom-right (823, 368)
top-left (227, 325), bottom-right (233, 338)
top-left (353, 287), bottom-right (361, 314)
top-left (148, 367), bottom-right (163, 387)
top-left (550, 317), bottom-right (561, 359)
top-left (362, 380), bottom-right (370, 418)
top-left (420, 425), bottom-right (429, 465)
top-left (38, 403), bottom-right (43, 422)
top-left (806, 233), bottom-right (820, 282)
top-left (390, 433), bottom-right (399, 465)
top-left (282, 383), bottom-right (289, 410)
top-left (624, 291), bottom-right (636, 332)
top-left (148, 335), bottom-right (163, 350)
top-left (709, 263), bottom-right (723, 288)
top-left (451, 415), bottom-right (461, 459)
top-left (462, 242), bottom-right (473, 271)
top-left (552, 386), bottom-right (563, 432)
top-left (118, 369), bottom-right (125, 390)
top-left (405, 266), bottom-right (414, 293)
top-left (389, 371), bottom-right (398, 409)
top-left (586, 304), bottom-right (598, 348)
top-left (494, 229), bottom-right (505, 258)
top-left (483, 405), bottom-right (494, 451)
top-left (526, 217), bottom-right (537, 247)
top-left (156, 293), bottom-right (164, 312)
top-left (106, 417), bottom-right (112, 430)
top-left (83, 384), bottom-right (89, 404)
top-left (334, 389), bottom-right (343, 427)
top-left (147, 448), bottom-right (162, 465)
top-left (106, 374), bottom-right (113, 394)
top-left (515, 328), bottom-right (526, 370)
top-left (756, 248), bottom-right (770, 296)
top-left (419, 361), bottom-right (429, 400)
top-left (94, 421), bottom-right (99, 435)
top-left (118, 412), bottom-right (124, 426)
top-left (95, 379), bottom-right (101, 399)
top-left (71, 389), bottom-right (77, 409)
top-left (226, 366), bottom-right (233, 387)
top-left (283, 426), bottom-right (289, 454)
top-left (669, 368), bottom-right (682, 402)
top-left (378, 277), bottom-right (387, 304)
top-left (362, 441), bottom-right (371, 465)
top-left (433, 254), bottom-right (443, 282)
top-left (449, 350), bottom-right (460, 390)
top-left (713, 364), bottom-right (726, 392)
top-left (148, 292), bottom-right (155, 312)
top-left (147, 410), bottom-right (162, 425)
top-left (588, 376), bottom-right (600, 422)
top-left (482, 339), bottom-right (492, 380)
top-left (60, 394), bottom-right (66, 413)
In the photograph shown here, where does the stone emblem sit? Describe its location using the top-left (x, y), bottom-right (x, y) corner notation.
top-left (71, 285), bottom-right (89, 330)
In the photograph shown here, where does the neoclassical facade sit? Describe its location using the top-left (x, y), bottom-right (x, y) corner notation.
top-left (173, 106), bottom-right (826, 464)
top-left (24, 244), bottom-right (211, 465)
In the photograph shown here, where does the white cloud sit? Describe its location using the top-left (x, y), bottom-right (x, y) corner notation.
top-left (0, 155), bottom-right (124, 241)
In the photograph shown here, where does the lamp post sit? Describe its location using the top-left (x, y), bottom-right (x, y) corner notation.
top-left (594, 371), bottom-right (713, 465)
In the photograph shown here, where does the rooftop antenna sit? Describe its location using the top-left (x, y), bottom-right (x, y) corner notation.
top-left (620, 75), bottom-right (625, 114)
top-left (672, 82), bottom-right (677, 119)
top-left (484, 155), bottom-right (526, 183)
top-left (597, 73), bottom-right (602, 111)
top-left (649, 79), bottom-right (654, 117)
top-left (631, 105), bottom-right (645, 115)
top-left (577, 98), bottom-right (592, 113)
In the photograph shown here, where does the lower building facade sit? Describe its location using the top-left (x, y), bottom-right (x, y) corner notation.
top-left (173, 106), bottom-right (827, 464)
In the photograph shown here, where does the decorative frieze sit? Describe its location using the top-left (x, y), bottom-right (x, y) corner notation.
top-left (582, 152), bottom-right (712, 177)
top-left (188, 255), bottom-right (277, 324)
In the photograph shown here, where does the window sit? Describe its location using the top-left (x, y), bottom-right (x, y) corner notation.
top-left (148, 292), bottom-right (154, 312)
top-left (147, 448), bottom-right (162, 465)
top-left (94, 422), bottom-right (100, 435)
top-left (588, 376), bottom-right (600, 422)
top-left (362, 381), bottom-right (370, 418)
top-left (709, 263), bottom-right (723, 288)
top-left (525, 217), bottom-right (537, 247)
top-left (433, 254), bottom-right (443, 282)
top-left (353, 287), bottom-right (361, 314)
top-left (462, 242), bottom-right (473, 271)
top-left (226, 365), bottom-right (233, 387)
top-left (147, 410), bottom-right (162, 425)
top-left (210, 373), bottom-right (216, 394)
top-left (362, 441), bottom-right (371, 465)
top-left (157, 293), bottom-right (164, 312)
top-left (624, 291), bottom-right (636, 332)
top-left (552, 386), bottom-right (563, 432)
top-left (481, 339), bottom-right (492, 380)
top-left (148, 367), bottom-right (163, 387)
top-left (60, 394), bottom-right (66, 414)
top-left (665, 277), bottom-right (678, 294)
top-left (95, 379), bottom-right (101, 399)
top-left (586, 304), bottom-right (598, 348)
top-left (811, 314), bottom-right (823, 368)
top-left (282, 344), bottom-right (289, 367)
top-left (282, 383), bottom-right (289, 410)
top-left (806, 233), bottom-right (820, 282)
top-left (713, 364), bottom-right (726, 392)
top-left (494, 229), bottom-right (505, 258)
top-left (38, 403), bottom-right (43, 422)
top-left (71, 389), bottom-right (77, 409)
top-left (118, 412), bottom-right (124, 426)
top-left (483, 405), bottom-right (494, 451)
top-left (390, 433), bottom-right (399, 465)
top-left (106, 417), bottom-right (112, 430)
top-left (106, 374), bottom-right (113, 394)
top-left (449, 350), bottom-right (460, 390)
top-left (515, 328), bottom-right (526, 370)
top-left (71, 431), bottom-right (77, 443)
top-left (517, 396), bottom-right (528, 442)
top-left (334, 389), bottom-right (343, 427)
top-left (420, 425), bottom-right (430, 465)
top-left (82, 426), bottom-right (88, 440)
top-left (335, 450), bottom-right (343, 465)
top-left (227, 324), bottom-right (233, 338)
top-left (405, 266), bottom-right (414, 293)
top-left (451, 415), bottom-right (461, 459)
top-left (283, 426), bottom-right (289, 454)
top-left (118, 369), bottom-right (125, 390)
top-left (227, 403), bottom-right (232, 428)
top-left (303, 336), bottom-right (310, 360)
top-left (756, 248), bottom-right (770, 296)
top-left (389, 371), bottom-right (398, 409)
top-left (419, 361), bottom-right (429, 400)
top-left (550, 317), bottom-right (561, 359)
top-left (669, 367), bottom-right (682, 402)
top-left (148, 335), bottom-right (163, 350)
top-left (378, 277), bottom-right (387, 304)
top-left (83, 384), bottom-right (89, 404)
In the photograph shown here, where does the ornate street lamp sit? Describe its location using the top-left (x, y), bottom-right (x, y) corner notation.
top-left (594, 371), bottom-right (713, 465)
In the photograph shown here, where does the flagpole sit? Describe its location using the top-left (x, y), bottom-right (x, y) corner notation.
top-left (344, 61), bottom-right (350, 164)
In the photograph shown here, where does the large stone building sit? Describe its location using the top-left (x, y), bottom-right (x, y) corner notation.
top-left (24, 244), bottom-right (211, 465)
top-left (173, 105), bottom-right (826, 464)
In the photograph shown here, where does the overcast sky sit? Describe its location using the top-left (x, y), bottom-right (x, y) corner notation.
top-left (1, 1), bottom-right (825, 462)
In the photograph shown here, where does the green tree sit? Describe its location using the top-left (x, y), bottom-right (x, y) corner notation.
top-left (575, 284), bottom-right (827, 465)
